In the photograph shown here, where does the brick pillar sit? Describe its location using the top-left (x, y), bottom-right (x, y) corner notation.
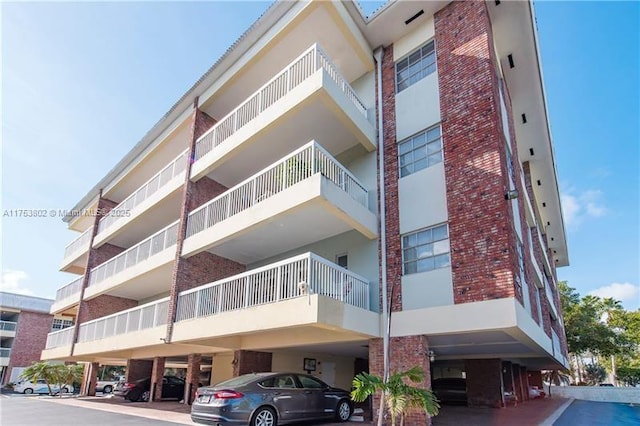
top-left (369, 336), bottom-right (432, 425)
top-left (184, 353), bottom-right (201, 405)
top-left (520, 366), bottom-right (529, 401)
top-left (151, 357), bottom-right (165, 401)
top-left (466, 359), bottom-right (503, 408)
top-left (512, 364), bottom-right (523, 404)
top-left (528, 370), bottom-right (543, 389)
top-left (126, 359), bottom-right (153, 383)
top-left (80, 362), bottom-right (99, 396)
top-left (233, 350), bottom-right (272, 376)
top-left (435, 0), bottom-right (519, 304)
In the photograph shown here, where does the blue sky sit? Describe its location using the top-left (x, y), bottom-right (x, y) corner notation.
top-left (1, 1), bottom-right (638, 311)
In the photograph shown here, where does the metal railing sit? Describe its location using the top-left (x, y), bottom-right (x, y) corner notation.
top-left (186, 141), bottom-right (368, 238)
top-left (55, 277), bottom-right (84, 303)
top-left (0, 348), bottom-right (10, 357)
top-left (194, 44), bottom-right (366, 162)
top-left (45, 326), bottom-right (76, 349)
top-left (77, 298), bottom-right (169, 343)
top-left (63, 228), bottom-right (92, 262)
top-left (88, 221), bottom-right (179, 287)
top-left (97, 150), bottom-right (188, 235)
top-left (176, 252), bottom-right (370, 322)
top-left (551, 329), bottom-right (562, 357)
top-left (0, 321), bottom-right (17, 331)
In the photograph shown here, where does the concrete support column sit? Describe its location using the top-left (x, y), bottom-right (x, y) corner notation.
top-left (520, 366), bottom-right (529, 401)
top-left (232, 350), bottom-right (272, 376)
top-left (184, 353), bottom-right (202, 405)
top-left (151, 357), bottom-right (165, 401)
top-left (466, 359), bottom-right (503, 408)
top-left (126, 359), bottom-right (153, 383)
top-left (80, 362), bottom-right (99, 396)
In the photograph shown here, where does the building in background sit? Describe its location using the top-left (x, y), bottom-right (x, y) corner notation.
top-left (0, 292), bottom-right (73, 384)
top-left (42, 0), bottom-right (568, 419)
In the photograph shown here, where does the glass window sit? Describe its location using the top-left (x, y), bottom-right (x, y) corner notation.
top-left (402, 224), bottom-right (450, 275)
top-left (396, 41), bottom-right (436, 93)
top-left (398, 125), bottom-right (443, 178)
top-left (297, 375), bottom-right (325, 389)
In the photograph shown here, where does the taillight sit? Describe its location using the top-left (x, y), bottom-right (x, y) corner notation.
top-left (213, 390), bottom-right (244, 399)
top-left (123, 383), bottom-right (136, 389)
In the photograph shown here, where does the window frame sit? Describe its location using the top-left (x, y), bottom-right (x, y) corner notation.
top-left (398, 124), bottom-right (443, 178)
top-left (395, 40), bottom-right (437, 93)
top-left (401, 223), bottom-right (451, 275)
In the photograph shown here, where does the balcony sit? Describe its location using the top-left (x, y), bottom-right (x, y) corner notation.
top-left (41, 326), bottom-right (75, 360)
top-left (84, 221), bottom-right (179, 301)
top-left (172, 252), bottom-right (379, 347)
top-left (544, 274), bottom-right (559, 320)
top-left (51, 277), bottom-right (84, 315)
top-left (183, 142), bottom-right (377, 263)
top-left (73, 298), bottom-right (169, 356)
top-left (0, 320), bottom-right (17, 338)
top-left (60, 228), bottom-right (91, 273)
top-left (93, 150), bottom-right (188, 248)
top-left (191, 44), bottom-right (376, 188)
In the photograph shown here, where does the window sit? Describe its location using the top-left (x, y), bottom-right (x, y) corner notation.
top-left (297, 375), bottom-right (325, 389)
top-left (398, 125), bottom-right (442, 178)
top-left (402, 224), bottom-right (450, 275)
top-left (336, 254), bottom-right (348, 269)
top-left (51, 318), bottom-right (74, 331)
top-left (396, 41), bottom-right (436, 93)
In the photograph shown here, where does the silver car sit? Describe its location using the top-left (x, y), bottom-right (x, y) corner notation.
top-left (191, 372), bottom-right (353, 425)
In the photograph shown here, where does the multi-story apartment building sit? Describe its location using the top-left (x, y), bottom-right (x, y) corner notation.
top-left (43, 0), bottom-right (569, 420)
top-left (1, 292), bottom-right (73, 384)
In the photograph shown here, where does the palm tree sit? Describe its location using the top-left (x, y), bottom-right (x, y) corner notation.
top-left (54, 364), bottom-right (84, 396)
top-left (351, 366), bottom-right (439, 426)
top-left (20, 361), bottom-right (58, 396)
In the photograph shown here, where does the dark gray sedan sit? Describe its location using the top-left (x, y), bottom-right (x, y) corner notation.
top-left (191, 372), bottom-right (353, 425)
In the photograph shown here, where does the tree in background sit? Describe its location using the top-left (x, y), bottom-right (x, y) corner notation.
top-left (20, 362), bottom-right (58, 396)
top-left (583, 363), bottom-right (607, 385)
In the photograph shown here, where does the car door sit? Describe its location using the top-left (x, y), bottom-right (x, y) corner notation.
top-left (269, 374), bottom-right (307, 422)
top-left (296, 374), bottom-right (327, 419)
top-left (162, 376), bottom-right (185, 399)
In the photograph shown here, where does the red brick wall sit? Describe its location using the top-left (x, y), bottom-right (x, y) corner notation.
top-left (466, 359), bottom-right (502, 408)
top-left (233, 350), bottom-right (272, 376)
top-left (176, 251), bottom-right (245, 293)
top-left (435, 0), bottom-right (518, 304)
top-left (90, 243), bottom-right (126, 268)
top-left (126, 359), bottom-right (153, 383)
top-left (527, 370), bottom-right (543, 389)
top-left (369, 336), bottom-right (432, 425)
top-left (185, 353), bottom-right (201, 404)
top-left (6, 310), bottom-right (53, 382)
top-left (378, 45), bottom-right (403, 313)
top-left (151, 357), bottom-right (165, 401)
top-left (187, 176), bottom-right (228, 211)
top-left (77, 295), bottom-right (138, 323)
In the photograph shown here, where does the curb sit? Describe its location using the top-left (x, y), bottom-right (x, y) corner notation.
top-left (540, 398), bottom-right (574, 426)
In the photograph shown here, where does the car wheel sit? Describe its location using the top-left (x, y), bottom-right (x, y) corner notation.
top-left (141, 390), bottom-right (150, 402)
top-left (251, 406), bottom-right (276, 426)
top-left (127, 390), bottom-right (141, 402)
top-left (103, 385), bottom-right (112, 394)
top-left (24, 388), bottom-right (33, 394)
top-left (335, 399), bottom-right (352, 422)
top-left (61, 386), bottom-right (70, 393)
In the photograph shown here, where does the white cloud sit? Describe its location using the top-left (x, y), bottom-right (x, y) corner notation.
top-left (0, 270), bottom-right (34, 296)
top-left (560, 188), bottom-right (607, 229)
top-left (588, 282), bottom-right (640, 310)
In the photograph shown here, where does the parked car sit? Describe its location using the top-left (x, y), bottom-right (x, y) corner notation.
top-left (431, 377), bottom-right (467, 404)
top-left (96, 378), bottom-right (119, 394)
top-left (14, 379), bottom-right (71, 395)
top-left (191, 372), bottom-right (353, 425)
top-left (529, 385), bottom-right (546, 399)
top-left (115, 376), bottom-right (185, 402)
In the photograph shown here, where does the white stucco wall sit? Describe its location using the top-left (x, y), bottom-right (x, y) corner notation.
top-left (393, 17), bottom-right (435, 62)
top-left (398, 162), bottom-right (448, 234)
top-left (545, 386), bottom-right (640, 404)
top-left (271, 350), bottom-right (355, 390)
top-left (401, 267), bottom-right (454, 310)
top-left (395, 74), bottom-right (441, 142)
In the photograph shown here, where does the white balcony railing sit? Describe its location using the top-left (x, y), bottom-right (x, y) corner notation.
top-left (77, 298), bottom-right (169, 343)
top-left (45, 326), bottom-right (76, 349)
top-left (63, 228), bottom-right (92, 262)
top-left (0, 321), bottom-right (17, 332)
top-left (186, 141), bottom-right (368, 238)
top-left (176, 252), bottom-right (370, 322)
top-left (193, 44), bottom-right (367, 162)
top-left (88, 221), bottom-right (179, 287)
top-left (55, 277), bottom-right (84, 303)
top-left (97, 150), bottom-right (188, 235)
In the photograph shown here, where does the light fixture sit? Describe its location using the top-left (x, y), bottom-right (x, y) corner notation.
top-left (428, 350), bottom-right (436, 363)
top-left (505, 190), bottom-right (519, 200)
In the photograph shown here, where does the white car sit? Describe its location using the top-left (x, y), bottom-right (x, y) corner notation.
top-left (14, 379), bottom-right (71, 394)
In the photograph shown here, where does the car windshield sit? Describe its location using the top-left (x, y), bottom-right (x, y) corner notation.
top-left (213, 374), bottom-right (270, 388)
